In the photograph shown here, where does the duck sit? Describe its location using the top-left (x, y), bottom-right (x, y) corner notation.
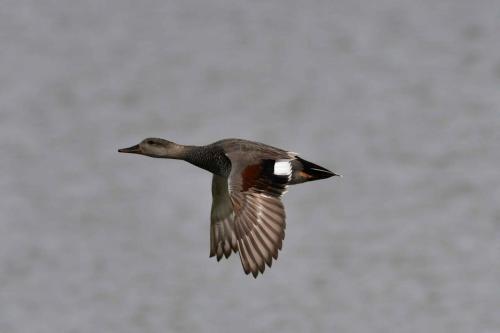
top-left (118, 138), bottom-right (340, 277)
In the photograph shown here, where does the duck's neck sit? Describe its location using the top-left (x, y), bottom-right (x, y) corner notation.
top-left (180, 145), bottom-right (230, 177)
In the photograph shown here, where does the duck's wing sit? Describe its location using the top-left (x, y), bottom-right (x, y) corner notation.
top-left (225, 152), bottom-right (288, 278)
top-left (210, 175), bottom-right (238, 260)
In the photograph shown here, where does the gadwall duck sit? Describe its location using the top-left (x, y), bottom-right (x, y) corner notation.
top-left (119, 138), bottom-right (339, 277)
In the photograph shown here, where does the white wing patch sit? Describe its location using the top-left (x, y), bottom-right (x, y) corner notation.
top-left (274, 160), bottom-right (292, 176)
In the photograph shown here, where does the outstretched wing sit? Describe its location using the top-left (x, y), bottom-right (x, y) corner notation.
top-left (210, 175), bottom-right (238, 260)
top-left (226, 153), bottom-right (289, 277)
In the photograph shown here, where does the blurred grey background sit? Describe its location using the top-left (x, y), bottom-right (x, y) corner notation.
top-left (1, 1), bottom-right (499, 332)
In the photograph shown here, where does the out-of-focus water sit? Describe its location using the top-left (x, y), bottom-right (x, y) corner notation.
top-left (1, 1), bottom-right (499, 332)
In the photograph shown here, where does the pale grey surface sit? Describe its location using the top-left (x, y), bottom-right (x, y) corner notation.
top-left (1, 1), bottom-right (500, 332)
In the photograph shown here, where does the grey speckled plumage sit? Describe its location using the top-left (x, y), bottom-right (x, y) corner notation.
top-left (119, 137), bottom-right (340, 278)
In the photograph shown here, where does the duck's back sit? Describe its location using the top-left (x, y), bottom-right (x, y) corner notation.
top-left (212, 138), bottom-right (335, 186)
top-left (211, 138), bottom-right (295, 160)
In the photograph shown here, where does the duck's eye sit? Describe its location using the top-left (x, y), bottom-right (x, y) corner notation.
top-left (147, 140), bottom-right (156, 145)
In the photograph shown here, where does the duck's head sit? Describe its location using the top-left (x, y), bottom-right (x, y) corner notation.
top-left (118, 138), bottom-right (185, 159)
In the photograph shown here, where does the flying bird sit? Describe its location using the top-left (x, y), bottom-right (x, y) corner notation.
top-left (118, 138), bottom-right (339, 277)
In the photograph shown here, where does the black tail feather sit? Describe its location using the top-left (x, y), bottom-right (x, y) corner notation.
top-left (296, 157), bottom-right (338, 182)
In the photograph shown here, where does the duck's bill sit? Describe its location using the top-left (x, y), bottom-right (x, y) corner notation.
top-left (118, 144), bottom-right (141, 154)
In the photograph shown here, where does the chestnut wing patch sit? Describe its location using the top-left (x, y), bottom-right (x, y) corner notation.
top-left (239, 159), bottom-right (289, 196)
